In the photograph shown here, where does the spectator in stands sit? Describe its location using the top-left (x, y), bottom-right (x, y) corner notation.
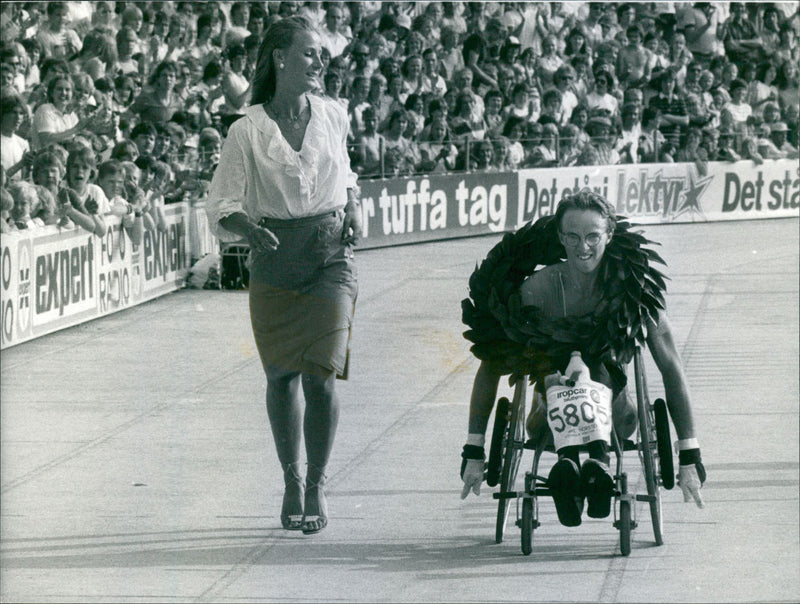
top-left (219, 44), bottom-right (250, 116)
top-left (352, 104), bottom-right (383, 177)
top-left (552, 64), bottom-right (580, 125)
top-left (540, 88), bottom-right (563, 125)
top-left (723, 78), bottom-right (753, 134)
top-left (638, 107), bottom-right (667, 163)
top-left (527, 122), bottom-right (560, 167)
top-left (20, 38), bottom-right (43, 90)
top-left (37, 2), bottom-right (82, 60)
top-left (746, 61), bottom-right (780, 115)
top-left (721, 2), bottom-right (763, 69)
top-left (471, 138), bottom-right (495, 172)
top-left (536, 35), bottom-right (563, 90)
top-left (114, 27), bottom-right (140, 75)
top-left (483, 89), bottom-right (506, 139)
top-left (63, 143), bottom-right (111, 237)
top-left (616, 102), bottom-right (643, 163)
top-left (502, 115), bottom-right (526, 169)
top-left (584, 70), bottom-right (619, 119)
top-left (8, 179), bottom-right (49, 229)
top-left (131, 60), bottom-right (183, 124)
top-left (501, 83), bottom-right (536, 123)
top-left (768, 122), bottom-right (799, 158)
top-left (33, 149), bottom-right (101, 232)
top-left (775, 60), bottom-right (799, 112)
top-left (0, 92), bottom-right (33, 181)
top-left (648, 70), bottom-right (688, 146)
top-left (677, 3), bottom-right (720, 66)
top-left (0, 171), bottom-right (13, 233)
top-left (558, 124), bottom-right (583, 166)
top-left (319, 3), bottom-right (349, 59)
top-left (31, 74), bottom-right (97, 151)
top-left (491, 136), bottom-right (512, 171)
top-left (383, 108), bottom-right (419, 171)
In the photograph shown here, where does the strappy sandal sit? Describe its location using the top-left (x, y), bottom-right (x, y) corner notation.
top-left (281, 462), bottom-right (304, 531)
top-left (302, 464), bottom-right (328, 535)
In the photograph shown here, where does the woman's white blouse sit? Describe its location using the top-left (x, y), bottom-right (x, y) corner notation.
top-left (205, 95), bottom-right (358, 242)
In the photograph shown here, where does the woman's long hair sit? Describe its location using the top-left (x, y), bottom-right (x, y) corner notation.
top-left (250, 15), bottom-right (318, 106)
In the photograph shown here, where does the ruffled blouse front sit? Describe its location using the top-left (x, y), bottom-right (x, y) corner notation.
top-left (206, 95), bottom-right (358, 242)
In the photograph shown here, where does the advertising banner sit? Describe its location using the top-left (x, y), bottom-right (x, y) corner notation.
top-left (1, 203), bottom-right (190, 349)
top-left (357, 172), bottom-right (519, 248)
top-left (516, 159), bottom-right (799, 227)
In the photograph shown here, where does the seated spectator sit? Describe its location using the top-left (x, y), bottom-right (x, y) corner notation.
top-left (502, 115), bottom-right (526, 169)
top-left (768, 122), bottom-right (799, 158)
top-left (540, 88), bottom-right (563, 125)
top-left (141, 158), bottom-right (171, 232)
top-left (403, 93), bottom-right (425, 141)
top-left (219, 44), bottom-right (250, 116)
top-left (63, 144), bottom-right (109, 237)
top-left (740, 135), bottom-right (764, 165)
top-left (639, 106), bottom-right (669, 163)
top-left (0, 92), bottom-right (32, 181)
top-left (449, 92), bottom-right (486, 148)
top-left (383, 109), bottom-right (420, 171)
top-left (131, 60), bottom-right (183, 124)
top-left (470, 139), bottom-right (496, 172)
top-left (776, 60), bottom-right (799, 112)
top-left (111, 139), bottom-right (140, 163)
top-left (130, 121), bottom-right (157, 158)
top-left (675, 128), bottom-right (709, 174)
top-left (114, 27), bottom-right (140, 75)
top-left (584, 70), bottom-right (619, 119)
top-left (568, 103), bottom-right (592, 148)
top-left (31, 74), bottom-right (98, 150)
top-left (551, 64), bottom-right (580, 125)
top-left (324, 70), bottom-right (346, 108)
top-left (417, 116), bottom-right (458, 174)
top-left (616, 102), bottom-right (643, 163)
top-left (722, 78), bottom-right (753, 135)
top-left (558, 124), bottom-right (583, 167)
top-left (685, 92), bottom-right (714, 129)
top-left (31, 150), bottom-right (93, 230)
top-left (352, 105), bottom-right (384, 178)
top-left (1, 173), bottom-right (14, 233)
top-left (491, 136), bottom-right (512, 172)
top-left (647, 69), bottom-right (689, 147)
top-left (527, 122), bottom-right (560, 167)
top-left (36, 2), bottom-right (82, 60)
top-left (483, 89), bottom-right (506, 139)
top-left (717, 130), bottom-right (742, 161)
top-left (7, 180), bottom-right (49, 229)
top-left (700, 127), bottom-right (720, 160)
top-left (96, 159), bottom-right (145, 241)
top-left (420, 47), bottom-right (446, 98)
top-left (616, 25), bottom-right (652, 88)
top-left (536, 35), bottom-right (563, 90)
top-left (585, 115), bottom-right (620, 165)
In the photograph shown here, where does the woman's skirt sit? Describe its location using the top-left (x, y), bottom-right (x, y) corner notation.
top-left (248, 210), bottom-right (357, 378)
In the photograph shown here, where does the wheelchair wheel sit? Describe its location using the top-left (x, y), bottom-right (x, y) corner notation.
top-left (521, 497), bottom-right (534, 556)
top-left (619, 500), bottom-right (632, 556)
top-left (495, 378), bottom-right (526, 544)
top-left (634, 349), bottom-right (664, 546)
top-left (654, 398), bottom-right (675, 490)
top-left (486, 397), bottom-right (510, 488)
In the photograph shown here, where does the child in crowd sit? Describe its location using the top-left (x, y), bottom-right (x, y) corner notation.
top-left (64, 144), bottom-right (108, 236)
top-left (32, 150), bottom-right (103, 233)
top-left (96, 159), bottom-right (146, 244)
top-left (0, 92), bottom-right (33, 181)
top-left (7, 180), bottom-right (47, 230)
top-left (1, 169), bottom-right (14, 233)
top-left (140, 157), bottom-right (170, 233)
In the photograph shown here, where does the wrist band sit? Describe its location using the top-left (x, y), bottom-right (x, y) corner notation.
top-left (134, 210), bottom-right (143, 217)
top-left (461, 444), bottom-right (485, 460)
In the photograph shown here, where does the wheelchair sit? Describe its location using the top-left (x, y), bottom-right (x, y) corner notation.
top-left (485, 347), bottom-right (675, 556)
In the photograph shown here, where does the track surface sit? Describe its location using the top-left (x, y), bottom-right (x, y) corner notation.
top-left (2, 218), bottom-right (798, 603)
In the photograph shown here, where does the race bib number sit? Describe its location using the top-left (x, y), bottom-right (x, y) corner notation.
top-left (545, 380), bottom-right (613, 451)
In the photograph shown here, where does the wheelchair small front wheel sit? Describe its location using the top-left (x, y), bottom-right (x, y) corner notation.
top-left (521, 497), bottom-right (534, 556)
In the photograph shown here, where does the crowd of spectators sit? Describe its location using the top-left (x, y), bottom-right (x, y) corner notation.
top-left (1, 1), bottom-right (799, 234)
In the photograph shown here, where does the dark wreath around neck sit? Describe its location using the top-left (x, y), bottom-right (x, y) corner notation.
top-left (461, 214), bottom-right (668, 384)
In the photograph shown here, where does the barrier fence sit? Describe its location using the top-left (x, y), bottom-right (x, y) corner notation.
top-left (1, 159), bottom-right (797, 349)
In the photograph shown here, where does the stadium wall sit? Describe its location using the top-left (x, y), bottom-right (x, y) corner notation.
top-left (1, 159), bottom-right (797, 349)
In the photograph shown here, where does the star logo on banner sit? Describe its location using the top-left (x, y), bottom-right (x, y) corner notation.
top-left (675, 168), bottom-right (713, 220)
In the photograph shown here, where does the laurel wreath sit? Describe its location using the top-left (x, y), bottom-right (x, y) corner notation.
top-left (461, 214), bottom-right (668, 383)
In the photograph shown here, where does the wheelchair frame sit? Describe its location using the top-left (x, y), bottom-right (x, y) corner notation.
top-left (486, 347), bottom-right (675, 556)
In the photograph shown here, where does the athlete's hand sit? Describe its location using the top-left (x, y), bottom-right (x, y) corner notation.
top-left (678, 462), bottom-right (706, 508)
top-left (460, 458), bottom-right (485, 499)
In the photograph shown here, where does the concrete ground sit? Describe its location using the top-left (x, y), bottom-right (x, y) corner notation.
top-left (1, 217), bottom-right (798, 603)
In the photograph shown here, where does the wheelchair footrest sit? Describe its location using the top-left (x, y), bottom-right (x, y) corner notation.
top-left (622, 439), bottom-right (638, 451)
top-left (493, 491), bottom-right (521, 500)
top-left (635, 493), bottom-right (657, 503)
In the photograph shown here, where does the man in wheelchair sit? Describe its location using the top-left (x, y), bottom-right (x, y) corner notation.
top-left (459, 190), bottom-right (706, 526)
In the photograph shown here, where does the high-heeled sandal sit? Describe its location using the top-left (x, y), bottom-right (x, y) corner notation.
top-left (281, 462), bottom-right (304, 531)
top-left (302, 464), bottom-right (328, 535)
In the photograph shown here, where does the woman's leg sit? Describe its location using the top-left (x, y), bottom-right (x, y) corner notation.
top-left (265, 365), bottom-right (304, 526)
top-left (299, 369), bottom-right (339, 532)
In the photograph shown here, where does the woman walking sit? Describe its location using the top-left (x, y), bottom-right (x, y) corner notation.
top-left (205, 16), bottom-right (361, 535)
